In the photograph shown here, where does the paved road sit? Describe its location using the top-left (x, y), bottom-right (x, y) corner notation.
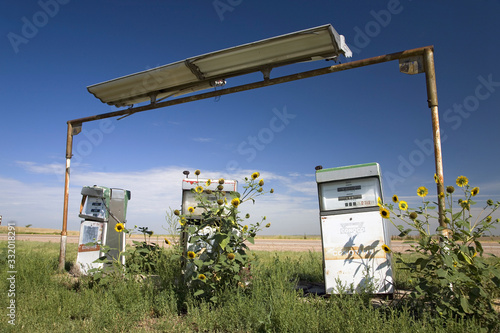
top-left (2, 234), bottom-right (499, 255)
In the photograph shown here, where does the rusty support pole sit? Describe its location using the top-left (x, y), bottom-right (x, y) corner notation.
top-left (59, 122), bottom-right (74, 271)
top-left (423, 48), bottom-right (446, 231)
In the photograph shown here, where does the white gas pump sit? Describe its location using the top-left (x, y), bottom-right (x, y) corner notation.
top-left (180, 177), bottom-right (237, 255)
top-left (316, 163), bottom-right (393, 294)
top-left (76, 186), bottom-right (131, 274)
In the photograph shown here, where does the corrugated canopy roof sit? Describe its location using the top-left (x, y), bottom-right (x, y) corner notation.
top-left (87, 24), bottom-right (351, 108)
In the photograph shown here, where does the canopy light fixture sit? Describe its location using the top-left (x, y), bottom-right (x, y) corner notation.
top-left (87, 24), bottom-right (351, 108)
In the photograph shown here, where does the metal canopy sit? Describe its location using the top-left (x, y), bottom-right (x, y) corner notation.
top-left (59, 24), bottom-right (445, 272)
top-left (87, 24), bottom-right (352, 108)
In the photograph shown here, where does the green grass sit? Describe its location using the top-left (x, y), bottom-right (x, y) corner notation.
top-left (0, 241), bottom-right (495, 332)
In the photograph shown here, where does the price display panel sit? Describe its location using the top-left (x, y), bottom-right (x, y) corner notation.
top-left (319, 177), bottom-right (381, 211)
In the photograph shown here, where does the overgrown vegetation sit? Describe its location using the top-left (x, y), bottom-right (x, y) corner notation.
top-left (0, 241), bottom-right (497, 332)
top-left (2, 173), bottom-right (499, 332)
top-left (381, 175), bottom-right (500, 330)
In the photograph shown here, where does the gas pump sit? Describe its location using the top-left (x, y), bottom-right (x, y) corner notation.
top-left (315, 163), bottom-right (393, 294)
top-left (180, 177), bottom-right (238, 256)
top-left (76, 185), bottom-right (131, 274)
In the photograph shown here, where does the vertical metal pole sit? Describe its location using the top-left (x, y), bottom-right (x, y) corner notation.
top-left (59, 122), bottom-right (74, 271)
top-left (423, 48), bottom-right (446, 230)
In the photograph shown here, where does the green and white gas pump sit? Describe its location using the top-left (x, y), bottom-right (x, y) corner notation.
top-left (76, 185), bottom-right (131, 274)
top-left (316, 163), bottom-right (393, 294)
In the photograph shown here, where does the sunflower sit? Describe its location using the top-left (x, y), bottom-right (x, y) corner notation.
top-left (460, 200), bottom-right (470, 210)
top-left (251, 172), bottom-right (260, 180)
top-left (379, 207), bottom-right (390, 219)
top-left (456, 175), bottom-right (468, 187)
top-left (446, 186), bottom-right (455, 194)
top-left (242, 225), bottom-right (248, 232)
top-left (218, 178), bottom-right (225, 184)
top-left (231, 197), bottom-right (240, 207)
top-left (164, 238), bottom-right (171, 245)
top-left (471, 187), bottom-right (479, 196)
top-left (377, 197), bottom-right (383, 207)
top-left (434, 173), bottom-right (440, 184)
top-left (188, 206), bottom-right (195, 213)
top-left (259, 179), bottom-right (264, 186)
top-left (265, 223), bottom-right (271, 228)
top-left (174, 209), bottom-right (180, 216)
top-left (409, 212), bottom-right (418, 220)
top-left (198, 274), bottom-right (206, 281)
top-left (399, 201), bottom-right (408, 211)
top-left (194, 169), bottom-right (201, 176)
top-left (217, 199), bottom-right (224, 206)
top-left (227, 253), bottom-right (235, 260)
top-left (187, 251), bottom-right (196, 259)
top-left (392, 195), bottom-right (399, 203)
top-left (205, 179), bottom-right (211, 187)
top-left (179, 217), bottom-right (187, 226)
top-left (417, 186), bottom-right (428, 198)
top-left (217, 185), bottom-right (224, 191)
top-left (114, 223), bottom-right (125, 233)
top-left (270, 188), bottom-right (274, 193)
top-left (245, 213), bottom-right (250, 219)
top-left (381, 244), bottom-right (391, 254)
top-left (195, 186), bottom-right (204, 193)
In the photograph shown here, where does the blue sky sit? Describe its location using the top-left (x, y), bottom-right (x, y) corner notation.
top-left (1, 0), bottom-right (499, 235)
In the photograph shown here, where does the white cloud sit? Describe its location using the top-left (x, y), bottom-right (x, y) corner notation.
top-left (0, 164), bottom-right (322, 235)
top-left (4, 163), bottom-right (497, 236)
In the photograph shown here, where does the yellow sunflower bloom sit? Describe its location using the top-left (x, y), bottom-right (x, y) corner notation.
top-left (195, 186), bottom-right (204, 193)
top-left (205, 179), bottom-right (211, 187)
top-left (259, 179), bottom-right (264, 186)
top-left (417, 186), bottom-right (428, 197)
top-left (198, 274), bottom-right (206, 281)
top-left (379, 207), bottom-right (390, 219)
top-left (187, 251), bottom-right (196, 259)
top-left (392, 195), bottom-right (399, 203)
top-left (242, 225), bottom-right (248, 232)
top-left (377, 197), bottom-right (383, 207)
top-left (188, 206), bottom-right (195, 213)
top-left (456, 175), bottom-right (468, 187)
top-left (399, 201), bottom-right (408, 211)
top-left (218, 178), bottom-right (225, 184)
top-left (251, 172), bottom-right (260, 180)
top-left (227, 253), bottom-right (235, 260)
top-left (265, 223), bottom-right (271, 228)
top-left (179, 217), bottom-right (187, 226)
top-left (382, 244), bottom-right (391, 254)
top-left (164, 238), bottom-right (171, 245)
top-left (114, 223), bottom-right (125, 233)
top-left (471, 187), bottom-right (479, 196)
top-left (231, 197), bottom-right (240, 207)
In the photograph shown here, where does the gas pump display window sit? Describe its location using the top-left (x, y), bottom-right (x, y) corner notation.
top-left (319, 177), bottom-right (381, 211)
top-left (182, 191), bottom-right (218, 216)
top-left (84, 197), bottom-right (106, 219)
